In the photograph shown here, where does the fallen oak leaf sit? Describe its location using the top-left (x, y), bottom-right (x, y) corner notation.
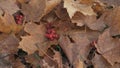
top-left (18, 22), bottom-right (47, 55)
top-left (18, 22), bottom-right (58, 56)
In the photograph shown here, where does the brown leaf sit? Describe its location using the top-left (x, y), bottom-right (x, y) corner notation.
top-left (0, 0), bottom-right (19, 15)
top-left (74, 59), bottom-right (84, 68)
top-left (96, 29), bottom-right (120, 65)
top-left (92, 54), bottom-right (120, 68)
top-left (111, 63), bottom-right (120, 68)
top-left (18, 22), bottom-right (55, 56)
top-left (72, 12), bottom-right (106, 31)
top-left (18, 22), bottom-right (46, 55)
top-left (45, 0), bottom-right (61, 15)
top-left (71, 12), bottom-right (85, 26)
top-left (0, 58), bottom-right (12, 68)
top-left (99, 0), bottom-right (120, 6)
top-left (92, 54), bottom-right (111, 68)
top-left (25, 54), bottom-right (41, 68)
top-left (53, 50), bottom-right (63, 68)
top-left (18, 36), bottom-right (38, 55)
top-left (0, 8), bottom-right (3, 16)
top-left (84, 14), bottom-right (106, 31)
top-left (24, 22), bottom-right (46, 36)
top-left (59, 35), bottom-right (88, 67)
top-left (59, 30), bottom-right (100, 67)
top-left (105, 7), bottom-right (120, 36)
top-left (13, 59), bottom-right (25, 68)
top-left (0, 34), bottom-right (19, 54)
top-left (0, 13), bottom-right (23, 33)
top-left (64, 0), bottom-right (96, 18)
top-left (0, 33), bottom-right (9, 41)
top-left (79, 0), bottom-right (94, 5)
top-left (17, 0), bottom-right (29, 4)
top-left (42, 59), bottom-right (55, 68)
top-left (21, 0), bottom-right (61, 22)
top-left (21, 0), bottom-right (45, 22)
top-left (54, 3), bottom-right (70, 20)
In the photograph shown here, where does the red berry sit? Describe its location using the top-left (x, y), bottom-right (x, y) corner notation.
top-left (45, 23), bottom-right (59, 41)
top-left (47, 29), bottom-right (52, 34)
top-left (19, 15), bottom-right (23, 18)
top-left (51, 29), bottom-right (56, 34)
top-left (17, 20), bottom-right (21, 24)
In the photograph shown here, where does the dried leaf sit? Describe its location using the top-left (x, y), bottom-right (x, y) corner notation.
top-left (45, 0), bottom-right (61, 15)
top-left (59, 35), bottom-right (88, 67)
top-left (42, 59), bottom-right (55, 68)
top-left (105, 7), bottom-right (120, 35)
top-left (99, 0), bottom-right (120, 6)
top-left (0, 0), bottom-right (19, 15)
top-left (13, 59), bottom-right (25, 68)
top-left (18, 22), bottom-right (55, 56)
top-left (71, 12), bottom-right (85, 26)
top-left (18, 36), bottom-right (38, 55)
top-left (59, 30), bottom-right (100, 67)
top-left (59, 32), bottom-right (89, 64)
top-left (0, 59), bottom-right (12, 68)
top-left (92, 54), bottom-right (120, 68)
top-left (0, 13), bottom-right (23, 33)
top-left (92, 54), bottom-right (111, 68)
top-left (0, 34), bottom-right (19, 54)
top-left (21, 0), bottom-right (61, 22)
top-left (75, 59), bottom-right (84, 68)
top-left (18, 22), bottom-right (48, 55)
top-left (0, 33), bottom-right (9, 41)
top-left (0, 8), bottom-right (3, 16)
top-left (53, 50), bottom-right (63, 68)
top-left (64, 0), bottom-right (96, 18)
top-left (84, 14), bottom-right (106, 31)
top-left (25, 54), bottom-right (41, 68)
top-left (54, 3), bottom-right (70, 20)
top-left (79, 0), bottom-right (94, 5)
top-left (17, 0), bottom-right (29, 4)
top-left (96, 29), bottom-right (120, 65)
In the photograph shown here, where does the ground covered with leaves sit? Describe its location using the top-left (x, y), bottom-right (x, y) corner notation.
top-left (0, 0), bottom-right (120, 68)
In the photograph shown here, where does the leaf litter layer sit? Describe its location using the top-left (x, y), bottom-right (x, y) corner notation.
top-left (0, 0), bottom-right (120, 68)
